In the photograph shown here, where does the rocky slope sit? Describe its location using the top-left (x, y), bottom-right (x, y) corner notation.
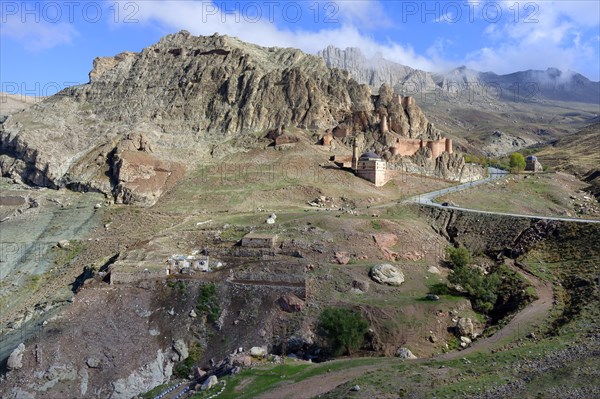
top-left (1, 31), bottom-right (474, 205)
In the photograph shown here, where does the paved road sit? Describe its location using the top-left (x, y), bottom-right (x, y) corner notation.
top-left (406, 167), bottom-right (600, 224)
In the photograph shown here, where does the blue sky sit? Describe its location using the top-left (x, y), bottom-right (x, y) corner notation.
top-left (2, 0), bottom-right (599, 96)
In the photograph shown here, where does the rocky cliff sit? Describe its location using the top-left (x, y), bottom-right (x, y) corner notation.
top-left (318, 45), bottom-right (438, 93)
top-left (0, 31), bottom-right (473, 205)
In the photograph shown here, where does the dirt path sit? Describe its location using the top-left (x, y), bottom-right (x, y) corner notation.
top-left (257, 261), bottom-right (554, 398)
top-left (256, 364), bottom-right (381, 399)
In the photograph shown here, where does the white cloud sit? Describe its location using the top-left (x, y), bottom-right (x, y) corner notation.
top-left (1, 15), bottom-right (77, 51)
top-left (466, 1), bottom-right (600, 79)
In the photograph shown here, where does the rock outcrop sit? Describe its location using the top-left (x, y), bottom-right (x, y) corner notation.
top-left (393, 149), bottom-right (484, 182)
top-left (111, 349), bottom-right (174, 399)
top-left (7, 343), bottom-right (25, 371)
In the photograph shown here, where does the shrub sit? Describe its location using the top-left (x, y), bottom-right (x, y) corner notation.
top-left (509, 152), bottom-right (526, 172)
top-left (446, 246), bottom-right (472, 269)
top-left (318, 308), bottom-right (369, 356)
top-left (449, 265), bottom-right (500, 313)
top-left (446, 246), bottom-right (499, 313)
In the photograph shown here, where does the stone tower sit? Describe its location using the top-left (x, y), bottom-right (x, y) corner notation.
top-left (352, 138), bottom-right (360, 171)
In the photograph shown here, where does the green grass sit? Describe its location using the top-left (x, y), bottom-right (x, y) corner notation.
top-left (140, 382), bottom-right (179, 398)
top-left (221, 358), bottom-right (388, 399)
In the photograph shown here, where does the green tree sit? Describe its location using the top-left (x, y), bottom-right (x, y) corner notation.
top-left (445, 246), bottom-right (499, 313)
top-left (446, 246), bottom-right (472, 269)
top-left (448, 265), bottom-right (500, 313)
top-left (509, 152), bottom-right (526, 172)
top-left (318, 308), bottom-right (369, 356)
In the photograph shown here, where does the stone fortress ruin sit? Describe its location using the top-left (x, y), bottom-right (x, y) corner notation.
top-left (322, 93), bottom-right (455, 187)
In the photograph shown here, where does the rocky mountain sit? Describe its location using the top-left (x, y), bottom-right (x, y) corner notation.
top-left (318, 45), bottom-right (437, 93)
top-left (319, 46), bottom-right (600, 104)
top-left (0, 31), bottom-right (472, 205)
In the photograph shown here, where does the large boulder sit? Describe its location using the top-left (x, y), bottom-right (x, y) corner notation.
top-left (249, 346), bottom-right (267, 358)
top-left (7, 343), bottom-right (25, 370)
top-left (395, 347), bottom-right (417, 360)
top-left (370, 264), bottom-right (405, 286)
top-left (456, 317), bottom-right (474, 337)
top-left (201, 375), bottom-right (218, 391)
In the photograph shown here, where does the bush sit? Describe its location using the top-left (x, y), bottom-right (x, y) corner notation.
top-left (318, 308), bottom-right (369, 356)
top-left (197, 283), bottom-right (220, 323)
top-left (448, 265), bottom-right (500, 313)
top-left (446, 246), bottom-right (472, 269)
top-left (509, 152), bottom-right (526, 173)
top-left (446, 246), bottom-right (499, 313)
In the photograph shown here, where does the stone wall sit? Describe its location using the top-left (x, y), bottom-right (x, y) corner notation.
top-left (110, 270), bottom-right (168, 285)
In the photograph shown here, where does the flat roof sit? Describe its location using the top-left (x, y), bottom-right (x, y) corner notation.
top-left (243, 232), bottom-right (278, 240)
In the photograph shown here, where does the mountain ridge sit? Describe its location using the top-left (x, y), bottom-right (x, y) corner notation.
top-left (319, 45), bottom-right (600, 103)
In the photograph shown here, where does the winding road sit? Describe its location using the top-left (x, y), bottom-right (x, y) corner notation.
top-left (406, 167), bottom-right (600, 223)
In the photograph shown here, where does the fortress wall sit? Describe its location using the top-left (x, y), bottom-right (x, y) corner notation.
top-left (393, 137), bottom-right (451, 158)
top-left (393, 139), bottom-right (422, 156)
top-left (427, 139), bottom-right (446, 159)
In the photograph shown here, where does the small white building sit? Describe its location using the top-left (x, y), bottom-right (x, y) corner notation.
top-left (168, 255), bottom-right (210, 273)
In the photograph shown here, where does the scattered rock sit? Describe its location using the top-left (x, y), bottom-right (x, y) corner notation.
top-left (173, 339), bottom-right (189, 362)
top-left (201, 375), bottom-right (218, 391)
top-left (85, 356), bottom-right (102, 368)
top-left (352, 279), bottom-right (370, 292)
top-left (189, 309), bottom-right (197, 318)
top-left (94, 203), bottom-right (102, 209)
top-left (427, 266), bottom-right (441, 274)
top-left (370, 264), bottom-right (405, 286)
top-left (277, 293), bottom-right (305, 313)
top-left (372, 233), bottom-right (397, 248)
top-left (57, 240), bottom-right (70, 249)
top-left (460, 336), bottom-right (472, 344)
top-left (426, 294), bottom-right (440, 301)
top-left (395, 347), bottom-right (417, 360)
top-left (230, 354), bottom-right (252, 367)
top-left (429, 335), bottom-right (437, 343)
top-left (333, 252), bottom-right (350, 265)
top-left (7, 343), bottom-right (25, 370)
top-left (399, 251), bottom-right (424, 261)
top-left (351, 385), bottom-right (361, 392)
